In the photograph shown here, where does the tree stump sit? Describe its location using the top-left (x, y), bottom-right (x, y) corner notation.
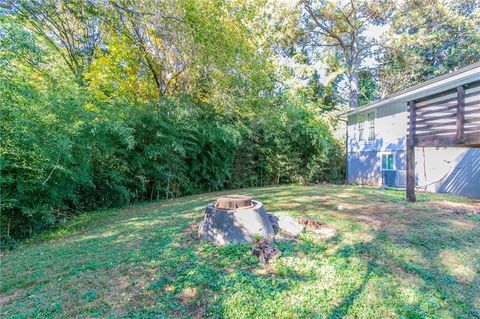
top-left (198, 196), bottom-right (275, 245)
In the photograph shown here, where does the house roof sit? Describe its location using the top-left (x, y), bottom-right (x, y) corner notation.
top-left (346, 62), bottom-right (480, 116)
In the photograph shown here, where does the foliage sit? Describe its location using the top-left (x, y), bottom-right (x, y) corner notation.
top-left (0, 8), bottom-right (342, 241)
top-left (297, 0), bottom-right (393, 108)
top-left (358, 70), bottom-right (378, 106)
top-left (379, 0), bottom-right (480, 94)
top-left (273, 0), bottom-right (479, 105)
top-left (1, 185), bottom-right (478, 318)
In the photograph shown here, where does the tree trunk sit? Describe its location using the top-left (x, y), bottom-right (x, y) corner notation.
top-left (349, 70), bottom-right (359, 109)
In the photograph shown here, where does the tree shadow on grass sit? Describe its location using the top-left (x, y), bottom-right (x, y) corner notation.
top-left (325, 222), bottom-right (480, 318)
top-left (100, 189), bottom-right (480, 318)
top-left (2, 186), bottom-right (479, 318)
top-left (327, 260), bottom-right (373, 319)
top-left (120, 238), bottom-right (318, 318)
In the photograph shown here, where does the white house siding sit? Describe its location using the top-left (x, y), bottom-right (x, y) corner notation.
top-left (347, 102), bottom-right (408, 186)
top-left (347, 104), bottom-right (480, 198)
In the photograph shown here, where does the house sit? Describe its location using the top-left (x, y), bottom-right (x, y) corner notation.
top-left (345, 63), bottom-right (480, 198)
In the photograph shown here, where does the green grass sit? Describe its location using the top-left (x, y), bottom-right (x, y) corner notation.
top-left (1, 185), bottom-right (479, 318)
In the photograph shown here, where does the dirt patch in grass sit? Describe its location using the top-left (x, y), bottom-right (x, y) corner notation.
top-left (178, 287), bottom-right (198, 304)
top-left (435, 200), bottom-right (480, 215)
top-left (333, 198), bottom-right (478, 232)
top-left (181, 222), bottom-right (201, 243)
top-left (311, 226), bottom-right (337, 239)
top-left (0, 288), bottom-right (25, 308)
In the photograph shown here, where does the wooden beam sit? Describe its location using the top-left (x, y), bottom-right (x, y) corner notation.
top-left (465, 80), bottom-right (480, 90)
top-left (408, 100), bottom-right (416, 147)
top-left (464, 131), bottom-right (480, 145)
top-left (456, 85), bottom-right (465, 143)
top-left (414, 112), bottom-right (457, 124)
top-left (465, 100), bottom-right (480, 107)
top-left (415, 95), bottom-right (457, 110)
top-left (417, 104), bottom-right (457, 116)
top-left (465, 126), bottom-right (480, 132)
top-left (465, 117), bottom-right (480, 124)
top-left (465, 108), bottom-right (480, 116)
top-left (416, 128), bottom-right (458, 137)
top-left (406, 100), bottom-right (416, 202)
top-left (414, 88), bottom-right (456, 103)
top-left (415, 131), bottom-right (480, 147)
top-left (415, 134), bottom-right (456, 147)
top-left (415, 120), bottom-right (457, 129)
top-left (465, 89), bottom-right (480, 100)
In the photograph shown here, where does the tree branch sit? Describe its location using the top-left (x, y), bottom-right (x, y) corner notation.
top-left (42, 152), bottom-right (61, 186)
top-left (302, 0), bottom-right (347, 51)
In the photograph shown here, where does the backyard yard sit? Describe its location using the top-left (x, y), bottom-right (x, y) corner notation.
top-left (1, 185), bottom-right (479, 318)
top-left (3, 1), bottom-right (480, 318)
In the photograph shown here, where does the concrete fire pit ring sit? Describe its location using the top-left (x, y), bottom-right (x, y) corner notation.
top-left (198, 198), bottom-right (275, 245)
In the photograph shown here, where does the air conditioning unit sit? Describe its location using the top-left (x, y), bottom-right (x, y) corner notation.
top-left (382, 170), bottom-right (406, 188)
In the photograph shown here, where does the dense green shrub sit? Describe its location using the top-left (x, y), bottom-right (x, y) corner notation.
top-left (1, 83), bottom-right (343, 241)
top-left (230, 103), bottom-right (344, 188)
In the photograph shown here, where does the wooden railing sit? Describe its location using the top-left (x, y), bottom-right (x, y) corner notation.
top-left (406, 81), bottom-right (480, 202)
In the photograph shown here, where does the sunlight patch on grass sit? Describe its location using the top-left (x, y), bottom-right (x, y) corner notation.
top-left (76, 230), bottom-right (118, 241)
top-left (449, 219), bottom-right (477, 230)
top-left (399, 285), bottom-right (422, 305)
top-left (439, 250), bottom-right (476, 282)
top-left (341, 231), bottom-right (375, 246)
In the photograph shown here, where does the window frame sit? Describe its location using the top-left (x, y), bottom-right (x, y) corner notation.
top-left (356, 111), bottom-right (375, 143)
top-left (357, 114), bottom-right (365, 142)
top-left (381, 153), bottom-right (395, 171)
top-left (367, 111), bottom-right (375, 142)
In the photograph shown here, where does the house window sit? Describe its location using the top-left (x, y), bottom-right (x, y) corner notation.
top-left (357, 114), bottom-right (365, 142)
top-left (367, 112), bottom-right (375, 141)
top-left (357, 112), bottom-right (375, 142)
top-left (382, 154), bottom-right (394, 170)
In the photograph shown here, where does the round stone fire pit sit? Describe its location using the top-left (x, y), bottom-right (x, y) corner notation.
top-left (198, 195), bottom-right (275, 245)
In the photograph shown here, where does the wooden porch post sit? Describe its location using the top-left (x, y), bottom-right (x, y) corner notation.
top-left (406, 100), bottom-right (416, 202)
top-left (456, 85), bottom-right (465, 144)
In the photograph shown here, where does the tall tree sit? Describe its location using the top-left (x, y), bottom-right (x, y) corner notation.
top-left (106, 0), bottom-right (194, 98)
top-left (15, 0), bottom-right (101, 84)
top-left (379, 0), bottom-right (480, 95)
top-left (299, 0), bottom-right (392, 108)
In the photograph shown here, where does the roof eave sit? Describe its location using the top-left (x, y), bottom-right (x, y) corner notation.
top-left (346, 62), bottom-right (480, 116)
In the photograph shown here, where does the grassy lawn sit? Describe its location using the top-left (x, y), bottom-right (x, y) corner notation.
top-left (1, 185), bottom-right (479, 318)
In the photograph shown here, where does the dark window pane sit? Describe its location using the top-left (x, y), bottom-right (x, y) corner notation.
top-left (388, 154), bottom-right (394, 170)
